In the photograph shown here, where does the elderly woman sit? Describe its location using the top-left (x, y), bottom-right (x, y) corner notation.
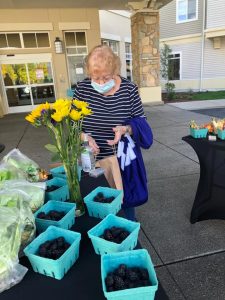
top-left (73, 45), bottom-right (152, 220)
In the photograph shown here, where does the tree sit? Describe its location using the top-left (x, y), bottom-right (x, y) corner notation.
top-left (160, 43), bottom-right (175, 100)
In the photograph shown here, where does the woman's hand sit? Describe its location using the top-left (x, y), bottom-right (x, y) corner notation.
top-left (107, 126), bottom-right (131, 146)
top-left (88, 135), bottom-right (100, 155)
top-left (81, 132), bottom-right (100, 155)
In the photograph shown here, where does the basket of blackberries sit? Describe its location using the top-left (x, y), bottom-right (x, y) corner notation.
top-left (87, 214), bottom-right (140, 255)
top-left (45, 177), bottom-right (69, 202)
top-left (50, 165), bottom-right (82, 182)
top-left (24, 225), bottom-right (81, 280)
top-left (101, 249), bottom-right (158, 300)
top-left (50, 165), bottom-right (67, 179)
top-left (34, 200), bottom-right (76, 232)
top-left (84, 187), bottom-right (123, 219)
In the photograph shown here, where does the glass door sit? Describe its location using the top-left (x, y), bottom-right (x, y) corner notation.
top-left (0, 54), bottom-right (55, 113)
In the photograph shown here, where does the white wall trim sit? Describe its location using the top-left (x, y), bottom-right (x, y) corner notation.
top-left (0, 23), bottom-right (53, 31)
top-left (101, 32), bottom-right (121, 41)
top-left (0, 53), bottom-right (52, 63)
top-left (124, 37), bottom-right (131, 43)
top-left (160, 33), bottom-right (201, 43)
top-left (176, 0), bottom-right (199, 24)
top-left (58, 22), bottom-right (90, 30)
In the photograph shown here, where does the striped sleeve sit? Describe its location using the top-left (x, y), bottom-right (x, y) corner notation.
top-left (129, 84), bottom-right (145, 117)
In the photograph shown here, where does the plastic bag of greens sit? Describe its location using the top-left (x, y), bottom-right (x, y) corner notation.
top-left (0, 189), bottom-right (36, 250)
top-left (0, 162), bottom-right (26, 182)
top-left (3, 149), bottom-right (40, 182)
top-left (0, 206), bottom-right (28, 293)
top-left (0, 180), bottom-right (46, 213)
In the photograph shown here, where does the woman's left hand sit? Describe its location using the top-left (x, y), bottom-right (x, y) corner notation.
top-left (107, 126), bottom-right (127, 146)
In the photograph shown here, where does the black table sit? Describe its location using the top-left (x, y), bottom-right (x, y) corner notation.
top-left (2, 174), bottom-right (169, 300)
top-left (183, 135), bottom-right (225, 223)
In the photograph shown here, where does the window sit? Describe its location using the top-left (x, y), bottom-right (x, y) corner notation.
top-left (64, 31), bottom-right (88, 87)
top-left (0, 32), bottom-right (50, 49)
top-left (168, 53), bottom-right (181, 80)
top-left (176, 0), bottom-right (198, 23)
top-left (125, 42), bottom-right (132, 81)
top-left (101, 39), bottom-right (119, 56)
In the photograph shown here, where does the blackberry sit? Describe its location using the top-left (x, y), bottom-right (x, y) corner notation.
top-left (94, 195), bottom-right (101, 202)
top-left (128, 282), bottom-right (135, 289)
top-left (142, 279), bottom-right (151, 286)
top-left (38, 247), bottom-right (47, 257)
top-left (104, 229), bottom-right (113, 241)
top-left (119, 230), bottom-right (130, 241)
top-left (133, 280), bottom-right (142, 288)
top-left (105, 275), bottom-right (114, 287)
top-left (97, 192), bottom-right (104, 199)
top-left (41, 241), bottom-right (52, 249)
top-left (107, 286), bottom-right (114, 292)
top-left (111, 227), bottom-right (122, 238)
top-left (37, 212), bottom-right (46, 219)
top-left (115, 266), bottom-right (126, 278)
top-left (64, 242), bottom-right (70, 250)
top-left (119, 264), bottom-right (127, 271)
top-left (57, 237), bottom-right (65, 243)
top-left (114, 276), bottom-right (126, 291)
top-left (139, 268), bottom-right (149, 280)
top-left (51, 242), bottom-right (58, 251)
top-left (107, 196), bottom-right (115, 203)
top-left (126, 270), bottom-right (138, 281)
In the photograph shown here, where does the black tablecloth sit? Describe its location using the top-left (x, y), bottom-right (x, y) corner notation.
top-left (183, 135), bottom-right (225, 223)
top-left (1, 174), bottom-right (169, 300)
top-left (0, 143), bottom-right (5, 153)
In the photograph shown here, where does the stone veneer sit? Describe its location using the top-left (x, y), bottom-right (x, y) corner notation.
top-left (131, 11), bottom-right (160, 88)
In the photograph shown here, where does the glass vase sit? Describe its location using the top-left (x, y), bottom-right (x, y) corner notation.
top-left (63, 161), bottom-right (85, 216)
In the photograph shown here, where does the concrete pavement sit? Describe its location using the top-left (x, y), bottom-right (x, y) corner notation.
top-left (1, 101), bottom-right (225, 299)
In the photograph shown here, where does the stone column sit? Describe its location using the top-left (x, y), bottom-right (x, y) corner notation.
top-left (131, 9), bottom-right (162, 104)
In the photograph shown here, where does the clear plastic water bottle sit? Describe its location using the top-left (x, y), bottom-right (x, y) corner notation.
top-left (81, 133), bottom-right (95, 172)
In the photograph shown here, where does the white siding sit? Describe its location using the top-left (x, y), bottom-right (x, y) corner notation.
top-left (207, 0), bottom-right (225, 29)
top-left (165, 41), bottom-right (202, 79)
top-left (203, 38), bottom-right (225, 78)
top-left (160, 0), bottom-right (203, 39)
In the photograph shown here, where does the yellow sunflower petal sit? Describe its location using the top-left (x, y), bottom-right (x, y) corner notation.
top-left (70, 110), bottom-right (82, 121)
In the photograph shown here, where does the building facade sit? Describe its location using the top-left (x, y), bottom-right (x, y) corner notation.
top-left (160, 0), bottom-right (225, 91)
top-left (0, 8), bottom-right (100, 115)
top-left (99, 10), bottom-right (132, 81)
top-left (0, 0), bottom-right (172, 115)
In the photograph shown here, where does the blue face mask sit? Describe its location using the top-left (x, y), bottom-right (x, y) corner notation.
top-left (91, 79), bottom-right (115, 94)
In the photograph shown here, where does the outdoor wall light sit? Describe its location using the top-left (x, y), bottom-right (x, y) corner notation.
top-left (54, 37), bottom-right (63, 54)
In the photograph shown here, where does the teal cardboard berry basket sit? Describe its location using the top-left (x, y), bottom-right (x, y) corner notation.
top-left (24, 226), bottom-right (81, 280)
top-left (217, 129), bottom-right (225, 140)
top-left (87, 214), bottom-right (140, 255)
top-left (190, 127), bottom-right (208, 138)
top-left (50, 165), bottom-right (67, 179)
top-left (45, 177), bottom-right (69, 202)
top-left (84, 186), bottom-right (123, 219)
top-left (50, 165), bottom-right (82, 181)
top-left (101, 249), bottom-right (158, 300)
top-left (34, 200), bottom-right (76, 232)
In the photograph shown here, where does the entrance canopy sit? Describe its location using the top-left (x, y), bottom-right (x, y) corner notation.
top-left (0, 0), bottom-right (171, 9)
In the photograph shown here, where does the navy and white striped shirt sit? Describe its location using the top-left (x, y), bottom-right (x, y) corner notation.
top-left (73, 77), bottom-right (145, 159)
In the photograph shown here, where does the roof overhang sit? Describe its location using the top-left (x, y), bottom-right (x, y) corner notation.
top-left (0, 0), bottom-right (172, 10)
